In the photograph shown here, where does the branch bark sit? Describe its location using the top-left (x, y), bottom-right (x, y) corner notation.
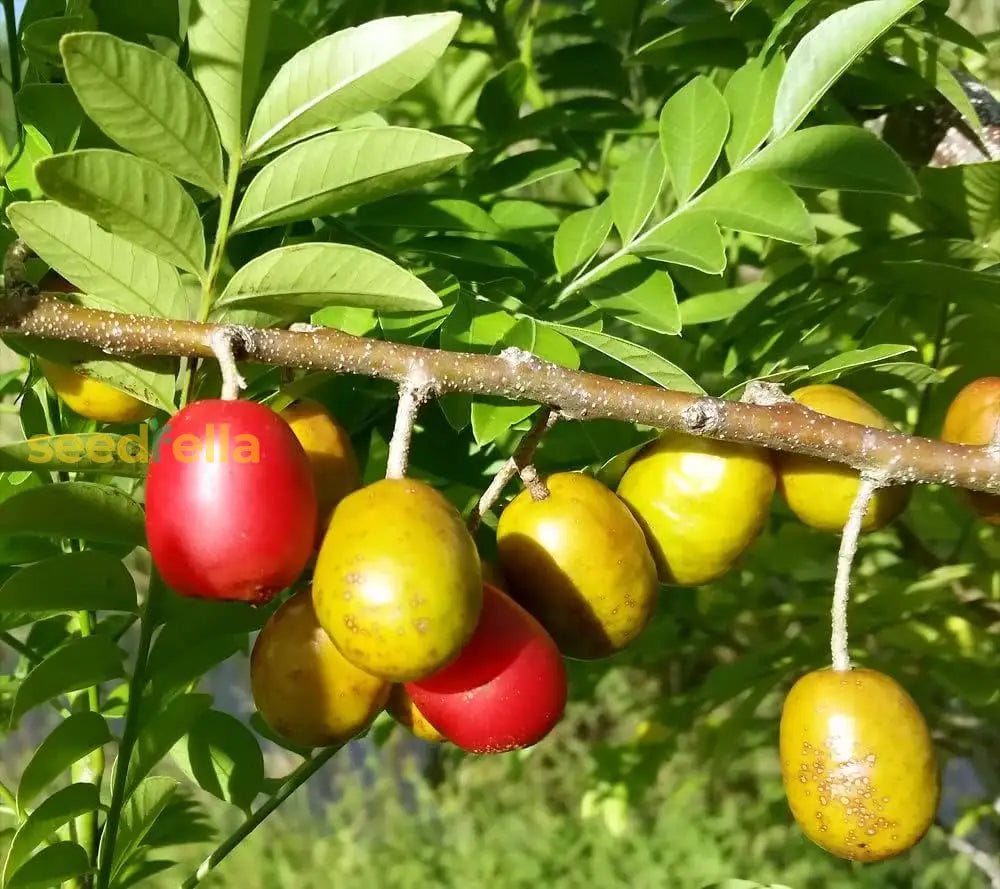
top-left (4, 266), bottom-right (1000, 496)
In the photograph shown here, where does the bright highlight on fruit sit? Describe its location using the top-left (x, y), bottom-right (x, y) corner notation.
top-left (775, 384), bottom-right (909, 533)
top-left (405, 583), bottom-right (567, 754)
top-left (496, 471), bottom-right (659, 659)
top-left (312, 477), bottom-right (483, 682)
top-left (144, 398), bottom-right (317, 603)
top-left (941, 376), bottom-right (1000, 524)
top-left (251, 590), bottom-right (390, 747)
top-left (779, 667), bottom-right (939, 862)
top-left (616, 431), bottom-right (775, 586)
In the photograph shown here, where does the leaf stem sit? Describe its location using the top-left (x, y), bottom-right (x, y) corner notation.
top-left (93, 570), bottom-right (163, 889)
top-left (2, 0), bottom-right (19, 99)
top-left (179, 745), bottom-right (342, 888)
top-left (0, 775), bottom-right (16, 813)
top-left (74, 608), bottom-right (105, 885)
top-left (182, 153), bottom-right (244, 407)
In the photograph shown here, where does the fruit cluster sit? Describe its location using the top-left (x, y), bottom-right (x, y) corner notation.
top-left (36, 272), bottom-right (1000, 864)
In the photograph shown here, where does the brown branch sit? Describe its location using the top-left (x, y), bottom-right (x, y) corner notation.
top-left (4, 279), bottom-right (1000, 495)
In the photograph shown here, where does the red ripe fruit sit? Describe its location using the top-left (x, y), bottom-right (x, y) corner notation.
top-left (404, 583), bottom-right (567, 753)
top-left (145, 399), bottom-right (317, 603)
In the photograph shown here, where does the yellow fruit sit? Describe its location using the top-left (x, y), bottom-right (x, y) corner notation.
top-left (386, 684), bottom-right (445, 743)
top-left (779, 667), bottom-right (939, 862)
top-left (38, 358), bottom-right (157, 424)
top-left (776, 384), bottom-right (909, 533)
top-left (940, 377), bottom-right (1000, 524)
top-left (312, 477), bottom-right (483, 682)
top-left (496, 472), bottom-right (658, 659)
top-left (279, 399), bottom-right (361, 536)
top-left (615, 431), bottom-right (775, 586)
top-left (250, 590), bottom-right (390, 747)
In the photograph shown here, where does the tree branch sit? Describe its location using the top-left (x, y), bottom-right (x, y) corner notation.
top-left (4, 259), bottom-right (1000, 496)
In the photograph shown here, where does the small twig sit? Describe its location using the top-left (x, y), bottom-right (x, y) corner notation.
top-left (467, 407), bottom-right (559, 532)
top-left (385, 374), bottom-right (433, 480)
top-left (208, 327), bottom-right (250, 401)
top-left (949, 834), bottom-right (1000, 889)
top-left (518, 462), bottom-right (550, 501)
top-left (831, 476), bottom-right (880, 672)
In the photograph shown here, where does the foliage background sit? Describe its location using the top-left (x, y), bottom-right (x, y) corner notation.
top-left (0, 0), bottom-right (999, 887)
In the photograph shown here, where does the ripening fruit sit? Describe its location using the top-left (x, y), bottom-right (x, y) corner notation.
top-left (279, 399), bottom-right (361, 538)
top-left (480, 559), bottom-right (507, 591)
top-left (251, 590), bottom-right (389, 747)
top-left (145, 399), bottom-right (317, 603)
top-left (385, 684), bottom-right (445, 743)
top-left (779, 667), bottom-right (939, 862)
top-left (35, 271), bottom-right (156, 424)
top-left (405, 583), bottom-right (567, 754)
top-left (941, 377), bottom-right (1000, 524)
top-left (495, 472), bottom-right (658, 659)
top-left (775, 384), bottom-right (909, 533)
top-left (616, 431), bottom-right (775, 586)
top-left (312, 477), bottom-right (483, 682)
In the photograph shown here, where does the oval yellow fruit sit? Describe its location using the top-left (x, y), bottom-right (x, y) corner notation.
top-left (386, 684), bottom-right (445, 743)
top-left (250, 590), bottom-right (390, 747)
top-left (940, 376), bottom-right (1000, 524)
top-left (776, 384), bottom-right (909, 533)
top-left (38, 358), bottom-right (157, 425)
top-left (496, 472), bottom-right (658, 659)
top-left (312, 477), bottom-right (483, 682)
top-left (616, 431), bottom-right (775, 586)
top-left (779, 667), bottom-right (939, 862)
top-left (279, 399), bottom-right (361, 537)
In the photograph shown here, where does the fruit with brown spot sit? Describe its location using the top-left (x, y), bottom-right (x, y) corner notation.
top-left (251, 590), bottom-right (390, 747)
top-left (779, 667), bottom-right (939, 862)
top-left (312, 477), bottom-right (482, 682)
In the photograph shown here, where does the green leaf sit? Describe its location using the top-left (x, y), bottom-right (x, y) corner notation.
top-left (35, 149), bottom-right (207, 276)
top-left (16, 84), bottom-right (84, 154)
top-left (0, 551), bottom-right (136, 615)
top-left (554, 201), bottom-right (613, 279)
top-left (4, 125), bottom-right (51, 199)
top-left (632, 210), bottom-right (727, 274)
top-left (4, 783), bottom-right (99, 885)
top-left (579, 256), bottom-right (681, 335)
top-left (125, 693), bottom-right (213, 800)
top-left (695, 170), bottom-right (816, 244)
top-left (802, 344), bottom-right (917, 380)
top-left (0, 433), bottom-right (149, 477)
top-left (5, 841), bottom-right (89, 889)
top-left (141, 789), bottom-right (216, 848)
top-left (6, 201), bottom-right (190, 319)
top-left (188, 0), bottom-right (272, 156)
top-left (355, 195), bottom-right (499, 233)
top-left (879, 261), bottom-right (1000, 302)
top-left (544, 323), bottom-right (704, 393)
top-left (476, 60), bottom-right (527, 133)
top-left (11, 635), bottom-right (125, 723)
top-left (215, 243), bottom-right (441, 325)
top-left (173, 710), bottom-right (265, 812)
top-left (745, 125), bottom-right (918, 195)
top-left (919, 161), bottom-right (1000, 242)
top-left (245, 11), bottom-right (460, 160)
top-left (473, 149), bottom-right (580, 195)
top-left (491, 200), bottom-right (560, 231)
top-left (724, 54), bottom-right (785, 165)
top-left (231, 127), bottom-right (471, 234)
top-left (59, 31), bottom-right (224, 194)
top-left (471, 319), bottom-right (579, 445)
top-left (109, 776), bottom-right (177, 882)
top-left (17, 712), bottom-right (111, 811)
top-left (611, 142), bottom-right (666, 244)
top-left (0, 481), bottom-right (144, 546)
top-left (659, 75), bottom-right (730, 204)
top-left (22, 13), bottom-right (95, 69)
top-left (773, 0), bottom-right (925, 138)
top-left (679, 282), bottom-right (764, 325)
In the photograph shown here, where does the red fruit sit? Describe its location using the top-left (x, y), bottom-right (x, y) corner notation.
top-left (145, 399), bottom-right (317, 603)
top-left (404, 583), bottom-right (567, 754)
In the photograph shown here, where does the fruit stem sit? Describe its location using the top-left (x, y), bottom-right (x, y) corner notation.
top-left (385, 377), bottom-right (432, 479)
top-left (178, 744), bottom-right (342, 888)
top-left (468, 408), bottom-right (559, 530)
top-left (209, 327), bottom-right (249, 401)
top-left (831, 475), bottom-right (879, 672)
top-left (519, 463), bottom-right (550, 501)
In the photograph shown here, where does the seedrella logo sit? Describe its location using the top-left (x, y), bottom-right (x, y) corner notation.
top-left (27, 423), bottom-right (262, 465)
